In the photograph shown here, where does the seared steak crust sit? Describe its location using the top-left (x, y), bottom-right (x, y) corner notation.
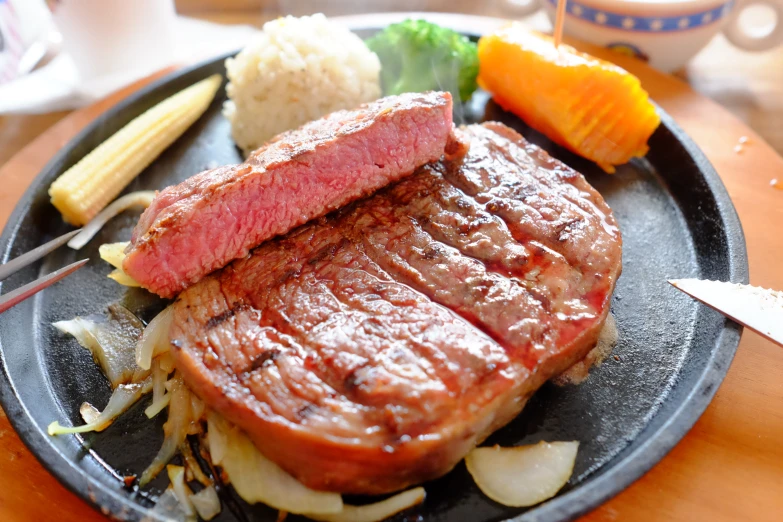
top-left (171, 122), bottom-right (622, 494)
top-left (124, 92), bottom-right (455, 298)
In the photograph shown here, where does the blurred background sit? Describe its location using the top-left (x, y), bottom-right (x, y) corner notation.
top-left (0, 0), bottom-right (781, 166)
top-left (176, 0), bottom-right (517, 19)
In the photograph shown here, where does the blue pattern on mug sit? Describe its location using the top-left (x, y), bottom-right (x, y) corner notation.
top-left (547, 0), bottom-right (735, 32)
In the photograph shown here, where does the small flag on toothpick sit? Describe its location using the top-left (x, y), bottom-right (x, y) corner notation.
top-left (553, 0), bottom-right (568, 48)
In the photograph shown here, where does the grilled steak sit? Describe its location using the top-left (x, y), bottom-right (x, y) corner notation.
top-left (170, 122), bottom-right (623, 494)
top-left (124, 92), bottom-right (456, 298)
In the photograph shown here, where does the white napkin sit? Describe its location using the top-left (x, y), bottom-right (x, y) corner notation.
top-left (0, 16), bottom-right (257, 115)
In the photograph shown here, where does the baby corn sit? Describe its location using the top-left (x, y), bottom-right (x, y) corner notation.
top-left (49, 74), bottom-right (223, 225)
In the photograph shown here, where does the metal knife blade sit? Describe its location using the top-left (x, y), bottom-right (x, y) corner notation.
top-left (669, 279), bottom-right (783, 347)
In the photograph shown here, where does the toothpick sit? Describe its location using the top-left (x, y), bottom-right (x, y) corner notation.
top-left (553, 0), bottom-right (568, 48)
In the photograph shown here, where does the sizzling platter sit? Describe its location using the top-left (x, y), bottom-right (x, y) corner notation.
top-left (0, 14), bottom-right (747, 522)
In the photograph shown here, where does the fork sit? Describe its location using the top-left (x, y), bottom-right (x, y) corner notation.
top-left (0, 230), bottom-right (88, 314)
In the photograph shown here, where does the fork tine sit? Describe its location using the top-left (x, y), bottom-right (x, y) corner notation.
top-left (0, 259), bottom-right (89, 314)
top-left (0, 229), bottom-right (81, 281)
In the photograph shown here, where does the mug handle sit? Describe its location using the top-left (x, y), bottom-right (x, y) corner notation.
top-left (498, 0), bottom-right (544, 17)
top-left (723, 0), bottom-right (783, 51)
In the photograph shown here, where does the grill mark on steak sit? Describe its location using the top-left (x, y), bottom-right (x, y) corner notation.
top-left (246, 349), bottom-right (281, 373)
top-left (344, 208), bottom-right (555, 364)
top-left (443, 125), bottom-right (618, 276)
top-left (555, 217), bottom-right (585, 242)
top-left (205, 303), bottom-right (251, 329)
top-left (262, 230), bottom-right (506, 409)
top-left (307, 241), bottom-right (343, 265)
top-left (382, 164), bottom-right (568, 289)
top-left (342, 365), bottom-right (366, 393)
top-left (170, 122), bottom-right (622, 494)
top-left (210, 227), bottom-right (470, 412)
top-left (296, 403), bottom-right (318, 421)
top-left (297, 251), bottom-right (473, 408)
top-left (310, 256), bottom-right (487, 403)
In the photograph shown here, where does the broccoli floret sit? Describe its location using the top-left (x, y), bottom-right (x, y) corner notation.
top-left (366, 19), bottom-right (479, 102)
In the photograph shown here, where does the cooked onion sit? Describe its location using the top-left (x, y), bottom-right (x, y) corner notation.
top-left (190, 394), bottom-right (205, 424)
top-left (205, 412), bottom-right (228, 465)
top-left (136, 306), bottom-right (173, 370)
top-left (98, 242), bottom-right (128, 269)
top-left (189, 485), bottom-right (221, 520)
top-left (145, 392), bottom-right (171, 419)
top-left (53, 304), bottom-right (145, 388)
top-left (206, 411), bottom-right (343, 515)
top-left (68, 191), bottom-right (156, 250)
top-left (98, 242), bottom-right (141, 287)
top-left (158, 351), bottom-right (176, 373)
top-left (146, 357), bottom-right (173, 416)
top-left (306, 488), bottom-right (425, 522)
top-left (150, 489), bottom-right (190, 522)
top-left (80, 402), bottom-right (100, 424)
top-left (167, 465), bottom-right (196, 518)
top-left (180, 441), bottom-right (212, 487)
top-left (140, 373), bottom-right (193, 486)
top-left (48, 377), bottom-right (152, 435)
top-left (108, 269), bottom-right (141, 287)
top-left (465, 441), bottom-right (579, 507)
top-left (152, 358), bottom-right (168, 402)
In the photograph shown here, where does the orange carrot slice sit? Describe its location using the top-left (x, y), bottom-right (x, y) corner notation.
top-left (478, 24), bottom-right (660, 173)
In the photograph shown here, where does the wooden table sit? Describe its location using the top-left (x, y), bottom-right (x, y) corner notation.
top-left (1, 4), bottom-right (783, 522)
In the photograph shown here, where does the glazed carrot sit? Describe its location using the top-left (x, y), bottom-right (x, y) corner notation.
top-left (477, 24), bottom-right (660, 173)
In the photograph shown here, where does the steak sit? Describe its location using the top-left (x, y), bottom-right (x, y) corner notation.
top-left (170, 122), bottom-right (623, 494)
top-left (124, 92), bottom-right (456, 298)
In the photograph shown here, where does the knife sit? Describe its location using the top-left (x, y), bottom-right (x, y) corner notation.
top-left (669, 279), bottom-right (783, 347)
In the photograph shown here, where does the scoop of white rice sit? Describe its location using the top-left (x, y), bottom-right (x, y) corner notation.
top-left (224, 13), bottom-right (381, 154)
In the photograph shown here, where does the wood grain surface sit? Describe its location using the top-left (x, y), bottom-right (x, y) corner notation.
top-left (1, 6), bottom-right (783, 522)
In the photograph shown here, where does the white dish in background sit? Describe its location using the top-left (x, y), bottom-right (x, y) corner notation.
top-left (502, 0), bottom-right (783, 71)
top-left (0, 17), bottom-right (256, 115)
top-left (52, 0), bottom-right (177, 86)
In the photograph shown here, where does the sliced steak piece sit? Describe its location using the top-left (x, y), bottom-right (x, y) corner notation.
top-left (170, 122), bottom-right (623, 494)
top-left (124, 91), bottom-right (456, 298)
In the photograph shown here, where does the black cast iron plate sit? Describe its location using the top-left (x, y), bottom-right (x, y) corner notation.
top-left (0, 23), bottom-right (748, 522)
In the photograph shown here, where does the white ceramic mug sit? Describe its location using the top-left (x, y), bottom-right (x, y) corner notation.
top-left (52, 0), bottom-right (176, 83)
top-left (502, 0), bottom-right (783, 72)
